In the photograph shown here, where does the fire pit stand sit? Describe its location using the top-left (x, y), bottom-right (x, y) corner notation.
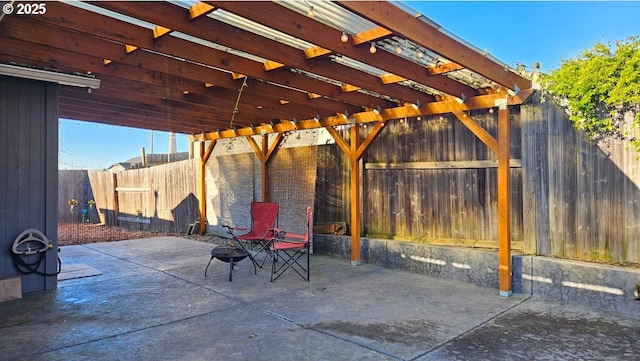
top-left (205, 245), bottom-right (256, 281)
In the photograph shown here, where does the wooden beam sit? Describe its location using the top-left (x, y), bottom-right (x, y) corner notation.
top-left (195, 90), bottom-right (535, 142)
top-left (189, 2), bottom-right (215, 20)
top-left (336, 1), bottom-right (531, 92)
top-left (380, 73), bottom-right (406, 85)
top-left (304, 46), bottom-right (332, 59)
top-left (351, 26), bottom-right (393, 45)
top-left (341, 84), bottom-right (361, 93)
top-left (203, 139), bottom-right (216, 164)
top-left (349, 125), bottom-right (362, 264)
top-left (365, 159), bottom-right (523, 170)
top-left (245, 133), bottom-right (284, 202)
top-left (152, 26), bottom-right (171, 39)
top-left (265, 133), bottom-right (284, 164)
top-left (263, 60), bottom-right (284, 71)
top-left (356, 121), bottom-right (386, 160)
top-left (0, 25), bottom-right (344, 124)
top-left (198, 140), bottom-right (217, 235)
top-left (261, 135), bottom-right (270, 202)
top-left (427, 62), bottom-right (465, 75)
top-left (325, 126), bottom-right (351, 156)
top-left (211, 1), bottom-right (473, 98)
top-left (206, 1), bottom-right (444, 101)
top-left (92, 1), bottom-right (429, 106)
top-left (497, 106), bottom-right (512, 296)
top-left (451, 111), bottom-right (499, 154)
top-left (28, 3), bottom-right (389, 113)
top-left (243, 135), bottom-right (265, 202)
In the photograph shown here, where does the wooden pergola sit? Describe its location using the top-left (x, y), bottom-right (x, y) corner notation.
top-left (0, 1), bottom-right (532, 296)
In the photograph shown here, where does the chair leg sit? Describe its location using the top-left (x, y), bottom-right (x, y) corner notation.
top-left (271, 250), bottom-right (277, 282)
top-left (204, 256), bottom-right (214, 277)
top-left (237, 240), bottom-right (273, 269)
top-left (271, 249), bottom-right (309, 282)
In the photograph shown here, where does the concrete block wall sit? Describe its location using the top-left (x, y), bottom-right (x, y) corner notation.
top-left (314, 235), bottom-right (640, 316)
top-left (524, 257), bottom-right (640, 315)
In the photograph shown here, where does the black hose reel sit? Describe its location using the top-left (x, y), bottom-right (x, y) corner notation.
top-left (11, 228), bottom-right (61, 276)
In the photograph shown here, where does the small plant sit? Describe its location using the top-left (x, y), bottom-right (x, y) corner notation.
top-left (68, 198), bottom-right (78, 214)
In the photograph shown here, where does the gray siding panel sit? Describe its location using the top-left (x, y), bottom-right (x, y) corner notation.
top-left (0, 75), bottom-right (58, 293)
top-left (0, 76), bottom-right (9, 279)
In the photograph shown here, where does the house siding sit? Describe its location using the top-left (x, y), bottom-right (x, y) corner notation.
top-left (0, 75), bottom-right (58, 294)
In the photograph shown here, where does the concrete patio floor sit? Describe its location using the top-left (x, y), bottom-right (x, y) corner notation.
top-left (1, 237), bottom-right (638, 361)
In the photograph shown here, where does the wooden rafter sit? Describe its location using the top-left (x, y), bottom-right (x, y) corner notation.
top-left (90, 1), bottom-right (430, 106)
top-left (0, 1), bottom-right (534, 135)
top-left (209, 1), bottom-right (475, 98)
top-left (336, 1), bottom-right (531, 92)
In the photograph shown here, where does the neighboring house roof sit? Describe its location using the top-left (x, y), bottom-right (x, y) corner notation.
top-left (107, 163), bottom-right (130, 172)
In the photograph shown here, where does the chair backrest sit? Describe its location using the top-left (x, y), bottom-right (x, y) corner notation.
top-left (302, 206), bottom-right (313, 242)
top-left (250, 201), bottom-right (279, 234)
top-left (289, 206), bottom-right (313, 244)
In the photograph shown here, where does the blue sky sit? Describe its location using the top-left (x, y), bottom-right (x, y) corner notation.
top-left (58, 1), bottom-right (640, 170)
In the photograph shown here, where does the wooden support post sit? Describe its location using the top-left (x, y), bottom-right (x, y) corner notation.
top-left (199, 141), bottom-right (207, 235)
top-left (453, 104), bottom-right (513, 295)
top-left (246, 134), bottom-right (284, 203)
top-left (497, 106), bottom-right (512, 297)
top-left (326, 121), bottom-right (386, 265)
top-left (112, 172), bottom-right (119, 224)
top-left (350, 124), bottom-right (361, 265)
top-left (261, 135), bottom-right (269, 202)
top-left (198, 140), bottom-right (216, 235)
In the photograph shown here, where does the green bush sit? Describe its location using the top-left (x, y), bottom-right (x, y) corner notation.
top-left (541, 36), bottom-right (640, 153)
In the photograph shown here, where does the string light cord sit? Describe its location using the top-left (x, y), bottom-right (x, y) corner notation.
top-left (230, 76), bottom-right (248, 129)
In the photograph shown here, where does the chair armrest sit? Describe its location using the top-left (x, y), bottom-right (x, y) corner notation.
top-left (223, 225), bottom-right (249, 232)
top-left (275, 232), bottom-right (306, 243)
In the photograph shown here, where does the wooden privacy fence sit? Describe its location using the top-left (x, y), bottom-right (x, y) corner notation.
top-left (521, 96), bottom-right (640, 263)
top-left (315, 98), bottom-right (640, 264)
top-left (58, 170), bottom-right (100, 224)
top-left (316, 110), bottom-right (525, 248)
top-left (86, 158), bottom-right (199, 233)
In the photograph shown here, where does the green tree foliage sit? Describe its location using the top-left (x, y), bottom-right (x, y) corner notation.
top-left (541, 36), bottom-right (640, 152)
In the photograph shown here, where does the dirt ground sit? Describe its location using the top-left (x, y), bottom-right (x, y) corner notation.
top-left (57, 223), bottom-right (183, 246)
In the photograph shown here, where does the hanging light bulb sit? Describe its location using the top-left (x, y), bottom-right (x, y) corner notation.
top-left (341, 32), bottom-right (348, 43)
top-left (395, 45), bottom-right (402, 55)
top-left (307, 5), bottom-right (314, 18)
top-left (417, 51), bottom-right (423, 59)
top-left (369, 43), bottom-right (376, 54)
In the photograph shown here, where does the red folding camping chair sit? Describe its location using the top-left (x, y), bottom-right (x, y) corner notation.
top-left (223, 201), bottom-right (279, 268)
top-left (270, 206), bottom-right (313, 282)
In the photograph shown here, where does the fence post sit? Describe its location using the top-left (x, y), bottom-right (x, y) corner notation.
top-left (112, 172), bottom-right (119, 226)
